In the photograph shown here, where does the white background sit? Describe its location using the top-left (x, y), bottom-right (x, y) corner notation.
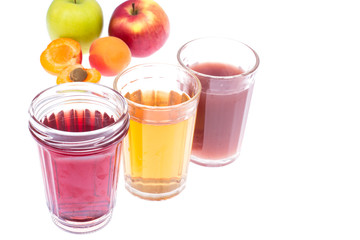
top-left (1, 0), bottom-right (360, 239)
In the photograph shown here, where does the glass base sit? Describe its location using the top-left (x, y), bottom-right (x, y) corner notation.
top-left (125, 177), bottom-right (186, 201)
top-left (51, 210), bottom-right (112, 234)
top-left (190, 151), bottom-right (240, 167)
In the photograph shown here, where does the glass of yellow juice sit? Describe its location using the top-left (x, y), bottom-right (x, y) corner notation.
top-left (113, 63), bottom-right (201, 200)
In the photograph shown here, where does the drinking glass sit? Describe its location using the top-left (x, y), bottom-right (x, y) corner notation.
top-left (114, 63), bottom-right (201, 200)
top-left (28, 82), bottom-right (129, 233)
top-left (177, 37), bottom-right (259, 167)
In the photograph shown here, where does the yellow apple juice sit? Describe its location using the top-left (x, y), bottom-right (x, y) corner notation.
top-left (123, 89), bottom-right (196, 200)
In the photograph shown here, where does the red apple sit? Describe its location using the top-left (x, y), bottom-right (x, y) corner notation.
top-left (108, 0), bottom-right (170, 58)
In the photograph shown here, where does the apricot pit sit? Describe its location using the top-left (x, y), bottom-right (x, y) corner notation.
top-left (70, 68), bottom-right (88, 82)
top-left (57, 64), bottom-right (101, 85)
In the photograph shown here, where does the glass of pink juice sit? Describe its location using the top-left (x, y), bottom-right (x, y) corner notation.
top-left (28, 83), bottom-right (129, 233)
top-left (177, 37), bottom-right (259, 167)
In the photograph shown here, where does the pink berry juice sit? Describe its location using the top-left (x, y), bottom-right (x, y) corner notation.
top-left (40, 109), bottom-right (117, 222)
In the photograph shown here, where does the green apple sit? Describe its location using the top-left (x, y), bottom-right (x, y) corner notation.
top-left (46, 0), bottom-right (103, 53)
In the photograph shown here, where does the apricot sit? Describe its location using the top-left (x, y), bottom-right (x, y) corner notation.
top-left (40, 38), bottom-right (82, 75)
top-left (57, 64), bottom-right (101, 84)
top-left (89, 36), bottom-right (131, 77)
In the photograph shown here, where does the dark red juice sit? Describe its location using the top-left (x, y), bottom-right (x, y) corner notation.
top-left (39, 109), bottom-right (120, 222)
top-left (190, 62), bottom-right (254, 161)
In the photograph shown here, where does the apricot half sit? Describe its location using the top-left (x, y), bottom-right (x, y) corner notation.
top-left (89, 36), bottom-right (131, 77)
top-left (40, 38), bottom-right (82, 75)
top-left (56, 64), bottom-right (101, 84)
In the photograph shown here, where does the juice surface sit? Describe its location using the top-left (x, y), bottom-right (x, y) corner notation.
top-left (192, 62), bottom-right (244, 77)
top-left (123, 90), bottom-right (195, 196)
top-left (42, 109), bottom-right (115, 132)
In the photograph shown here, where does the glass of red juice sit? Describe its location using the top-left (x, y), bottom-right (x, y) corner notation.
top-left (28, 82), bottom-right (129, 233)
top-left (177, 37), bottom-right (259, 167)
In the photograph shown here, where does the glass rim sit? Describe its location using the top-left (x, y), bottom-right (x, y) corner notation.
top-left (29, 82), bottom-right (128, 135)
top-left (28, 82), bottom-right (129, 150)
top-left (113, 63), bottom-right (202, 111)
top-left (177, 36), bottom-right (260, 80)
